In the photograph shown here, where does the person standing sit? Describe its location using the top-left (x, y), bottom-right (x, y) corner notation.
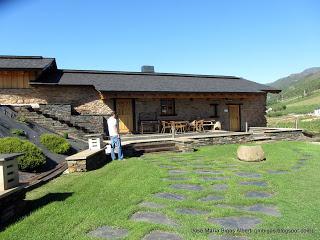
top-left (107, 112), bottom-right (124, 160)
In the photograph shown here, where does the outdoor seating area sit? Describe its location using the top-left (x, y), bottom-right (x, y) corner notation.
top-left (141, 119), bottom-right (222, 134)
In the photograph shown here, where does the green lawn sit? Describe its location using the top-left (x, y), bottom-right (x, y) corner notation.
top-left (1, 141), bottom-right (320, 240)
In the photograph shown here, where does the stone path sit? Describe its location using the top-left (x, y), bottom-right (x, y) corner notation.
top-left (208, 216), bottom-right (262, 229)
top-left (235, 172), bottom-right (262, 178)
top-left (245, 191), bottom-right (273, 199)
top-left (239, 181), bottom-right (267, 187)
top-left (154, 192), bottom-right (186, 201)
top-left (87, 226), bottom-right (129, 239)
top-left (131, 211), bottom-right (179, 226)
top-left (90, 153), bottom-right (306, 239)
top-left (170, 183), bottom-right (203, 191)
top-left (142, 231), bottom-right (182, 240)
top-left (199, 194), bottom-right (225, 202)
top-left (176, 208), bottom-right (210, 215)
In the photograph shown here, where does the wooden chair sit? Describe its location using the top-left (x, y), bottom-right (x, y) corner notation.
top-left (175, 121), bottom-right (188, 133)
top-left (188, 120), bottom-right (197, 132)
top-left (196, 120), bottom-right (204, 132)
top-left (160, 121), bottom-right (172, 133)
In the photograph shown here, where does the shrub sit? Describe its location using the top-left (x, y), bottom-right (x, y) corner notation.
top-left (10, 128), bottom-right (26, 137)
top-left (16, 115), bottom-right (28, 123)
top-left (63, 132), bottom-right (69, 139)
top-left (0, 137), bottom-right (46, 171)
top-left (40, 134), bottom-right (71, 154)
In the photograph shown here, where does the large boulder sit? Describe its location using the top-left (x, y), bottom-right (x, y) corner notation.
top-left (237, 145), bottom-right (265, 162)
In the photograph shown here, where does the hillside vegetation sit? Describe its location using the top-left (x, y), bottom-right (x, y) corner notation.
top-left (268, 67), bottom-right (320, 105)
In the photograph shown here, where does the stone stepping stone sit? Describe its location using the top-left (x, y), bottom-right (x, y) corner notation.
top-left (245, 191), bottom-right (273, 199)
top-left (240, 204), bottom-right (281, 217)
top-left (170, 184), bottom-right (203, 191)
top-left (235, 172), bottom-right (262, 178)
top-left (208, 216), bottom-right (262, 229)
top-left (162, 177), bottom-right (191, 181)
top-left (216, 204), bottom-right (280, 217)
top-left (212, 184), bottom-right (228, 191)
top-left (267, 170), bottom-right (288, 175)
top-left (131, 211), bottom-right (178, 226)
top-left (154, 192), bottom-right (186, 201)
top-left (176, 208), bottom-right (210, 215)
top-left (87, 226), bottom-right (129, 239)
top-left (194, 170), bottom-right (224, 175)
top-left (209, 235), bottom-right (249, 240)
top-left (199, 194), bottom-right (224, 202)
top-left (239, 181), bottom-right (267, 187)
top-left (202, 176), bottom-right (229, 181)
top-left (142, 231), bottom-right (182, 240)
top-left (139, 201), bottom-right (166, 209)
top-left (168, 170), bottom-right (188, 175)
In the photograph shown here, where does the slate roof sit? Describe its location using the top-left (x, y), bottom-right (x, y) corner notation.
top-left (0, 56), bottom-right (55, 70)
top-left (33, 69), bottom-right (280, 93)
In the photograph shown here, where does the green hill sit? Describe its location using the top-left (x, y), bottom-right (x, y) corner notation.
top-left (268, 67), bottom-right (320, 105)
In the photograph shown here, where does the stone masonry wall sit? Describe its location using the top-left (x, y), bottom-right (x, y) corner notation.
top-left (135, 94), bottom-right (267, 131)
top-left (0, 85), bottom-right (114, 115)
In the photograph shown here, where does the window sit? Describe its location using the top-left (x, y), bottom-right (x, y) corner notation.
top-left (160, 99), bottom-right (175, 116)
top-left (210, 104), bottom-right (219, 117)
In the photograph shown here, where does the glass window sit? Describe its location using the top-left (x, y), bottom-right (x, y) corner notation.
top-left (160, 99), bottom-right (175, 116)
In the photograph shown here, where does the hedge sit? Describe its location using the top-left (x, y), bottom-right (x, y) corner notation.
top-left (0, 137), bottom-right (46, 171)
top-left (40, 134), bottom-right (71, 154)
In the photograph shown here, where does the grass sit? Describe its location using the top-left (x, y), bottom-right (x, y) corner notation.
top-left (268, 116), bottom-right (320, 134)
top-left (1, 141), bottom-right (320, 239)
top-left (268, 91), bottom-right (320, 116)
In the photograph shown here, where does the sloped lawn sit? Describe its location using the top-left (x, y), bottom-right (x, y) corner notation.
top-left (1, 141), bottom-right (320, 240)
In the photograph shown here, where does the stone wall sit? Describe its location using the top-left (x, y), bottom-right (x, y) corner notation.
top-left (135, 94), bottom-right (267, 131)
top-left (0, 85), bottom-right (114, 115)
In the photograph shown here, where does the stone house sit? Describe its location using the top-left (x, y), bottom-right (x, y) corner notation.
top-left (0, 55), bottom-right (280, 134)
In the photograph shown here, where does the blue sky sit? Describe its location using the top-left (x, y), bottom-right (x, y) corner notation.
top-left (0, 0), bottom-right (319, 83)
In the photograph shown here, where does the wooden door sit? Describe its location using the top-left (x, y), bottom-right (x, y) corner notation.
top-left (229, 105), bottom-right (240, 131)
top-left (116, 99), bottom-right (133, 134)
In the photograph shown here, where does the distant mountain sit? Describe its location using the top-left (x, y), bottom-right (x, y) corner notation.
top-left (268, 67), bottom-right (320, 103)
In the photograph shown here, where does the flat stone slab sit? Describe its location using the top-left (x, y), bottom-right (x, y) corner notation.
top-left (176, 208), bottom-right (210, 215)
top-left (212, 184), bottom-right (228, 191)
top-left (216, 204), bottom-right (281, 217)
top-left (162, 177), bottom-right (191, 181)
top-left (168, 170), bottom-right (188, 175)
top-left (193, 164), bottom-right (213, 168)
top-left (199, 194), bottom-right (224, 201)
top-left (170, 184), bottom-right (203, 191)
top-left (87, 226), bottom-right (129, 239)
top-left (154, 192), bottom-right (186, 201)
top-left (202, 176), bottom-right (229, 181)
top-left (235, 172), bottom-right (262, 178)
top-left (194, 170), bottom-right (224, 175)
top-left (239, 181), bottom-right (268, 187)
top-left (143, 231), bottom-right (182, 240)
top-left (245, 191), bottom-right (273, 199)
top-left (209, 235), bottom-right (249, 240)
top-left (131, 211), bottom-right (178, 226)
top-left (208, 216), bottom-right (262, 229)
top-left (241, 204), bottom-right (281, 217)
top-left (139, 201), bottom-right (166, 209)
top-left (267, 170), bottom-right (288, 174)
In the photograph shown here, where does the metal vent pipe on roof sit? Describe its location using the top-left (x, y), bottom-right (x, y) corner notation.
top-left (141, 65), bottom-right (155, 73)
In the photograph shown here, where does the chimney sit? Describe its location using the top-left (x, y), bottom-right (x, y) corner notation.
top-left (141, 65), bottom-right (155, 73)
